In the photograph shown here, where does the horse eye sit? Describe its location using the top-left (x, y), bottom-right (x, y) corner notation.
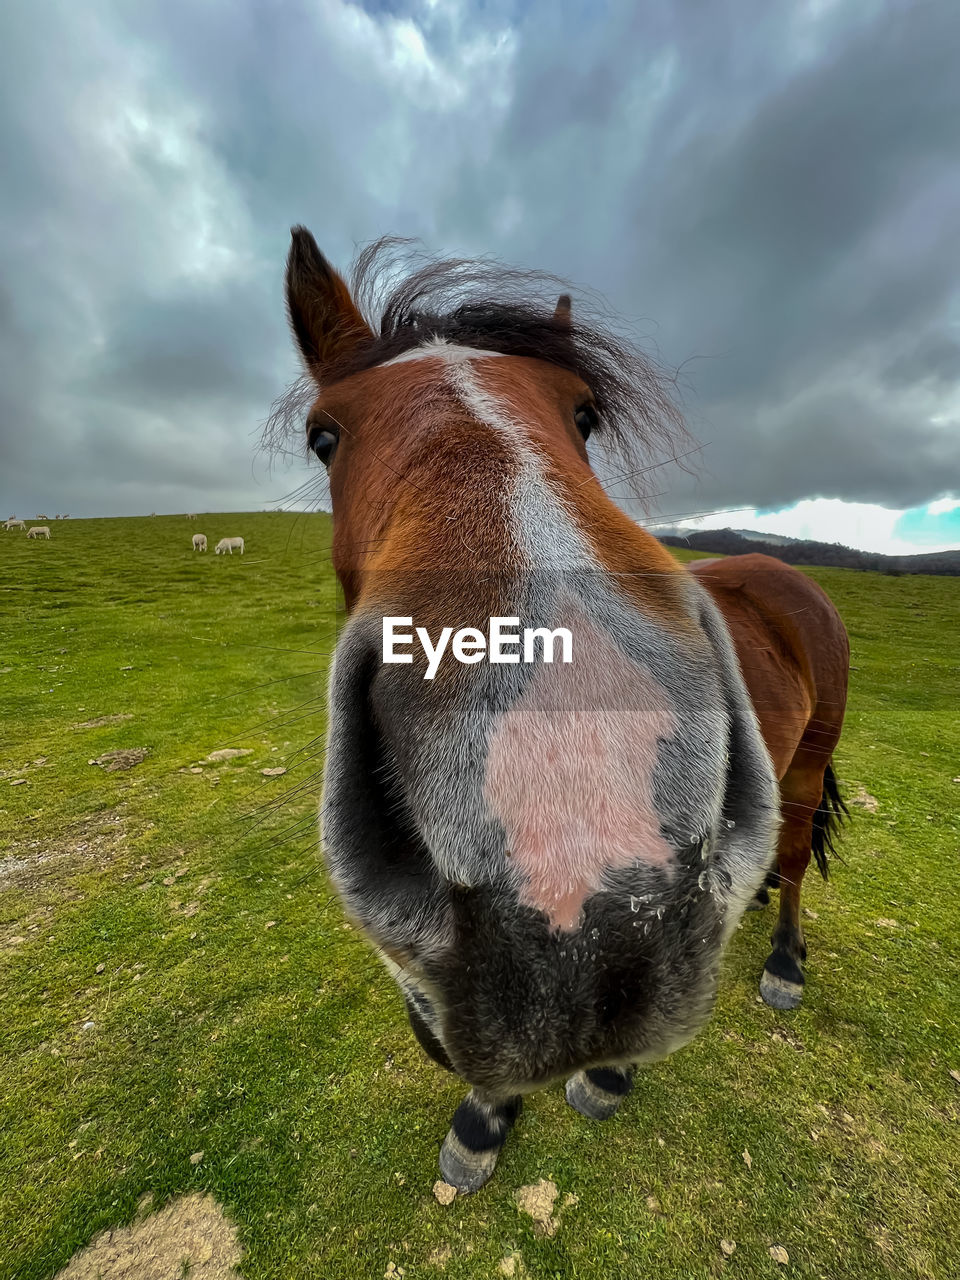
top-left (574, 403), bottom-right (598, 441)
top-left (307, 424), bottom-right (339, 466)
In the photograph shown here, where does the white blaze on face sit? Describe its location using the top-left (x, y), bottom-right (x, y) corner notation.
top-left (400, 340), bottom-right (594, 571)
top-left (386, 344), bottom-right (680, 929)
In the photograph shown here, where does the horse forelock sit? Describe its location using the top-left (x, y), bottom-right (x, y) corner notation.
top-left (263, 237), bottom-right (693, 497)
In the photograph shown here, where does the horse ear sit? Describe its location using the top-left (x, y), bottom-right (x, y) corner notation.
top-left (553, 294), bottom-right (572, 327)
top-left (286, 226), bottom-right (374, 383)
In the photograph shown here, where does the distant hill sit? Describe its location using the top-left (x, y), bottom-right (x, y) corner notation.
top-left (655, 524), bottom-right (803, 545)
top-left (728, 527), bottom-right (799, 547)
top-left (658, 527), bottom-right (960, 576)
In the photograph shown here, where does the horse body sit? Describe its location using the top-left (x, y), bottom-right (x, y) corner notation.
top-left (277, 229), bottom-right (847, 1190)
top-left (691, 553), bottom-right (849, 1008)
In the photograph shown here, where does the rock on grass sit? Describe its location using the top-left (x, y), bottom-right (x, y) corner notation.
top-left (515, 1180), bottom-right (560, 1236)
top-left (432, 1180), bottom-right (457, 1205)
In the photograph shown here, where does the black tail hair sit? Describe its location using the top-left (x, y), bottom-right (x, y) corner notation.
top-left (811, 761), bottom-right (849, 880)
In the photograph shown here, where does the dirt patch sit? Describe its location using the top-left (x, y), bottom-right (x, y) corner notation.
top-left (0, 810), bottom-right (127, 895)
top-left (1, 756), bottom-right (51, 782)
top-left (850, 784), bottom-right (879, 813)
top-left (204, 749), bottom-right (252, 763)
top-left (75, 714), bottom-right (133, 730)
top-left (88, 749), bottom-right (149, 772)
top-left (53, 1192), bottom-right (241, 1279)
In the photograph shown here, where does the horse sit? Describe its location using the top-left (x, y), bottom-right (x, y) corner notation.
top-left (275, 228), bottom-right (849, 1192)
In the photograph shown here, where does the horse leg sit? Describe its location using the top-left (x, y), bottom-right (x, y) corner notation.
top-left (439, 1088), bottom-right (522, 1194)
top-left (565, 1064), bottom-right (635, 1119)
top-left (760, 763), bottom-right (823, 1010)
top-left (747, 864), bottom-right (781, 911)
top-left (401, 985), bottom-right (518, 1193)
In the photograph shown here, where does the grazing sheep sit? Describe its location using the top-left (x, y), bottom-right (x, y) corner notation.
top-left (186, 513), bottom-right (198, 520)
top-left (192, 533), bottom-right (208, 552)
top-left (215, 537), bottom-right (244, 555)
top-left (4, 518), bottom-right (25, 531)
top-left (36, 513), bottom-right (49, 521)
top-left (27, 526), bottom-right (51, 539)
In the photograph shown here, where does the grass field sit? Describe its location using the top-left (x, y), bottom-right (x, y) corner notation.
top-left (2, 513), bottom-right (958, 1280)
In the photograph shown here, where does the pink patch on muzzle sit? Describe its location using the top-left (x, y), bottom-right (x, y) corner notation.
top-left (484, 614), bottom-right (677, 931)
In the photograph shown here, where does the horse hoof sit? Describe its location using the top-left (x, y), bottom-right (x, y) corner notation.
top-left (759, 969), bottom-right (804, 1010)
top-left (564, 1071), bottom-right (625, 1120)
top-left (438, 1130), bottom-right (500, 1194)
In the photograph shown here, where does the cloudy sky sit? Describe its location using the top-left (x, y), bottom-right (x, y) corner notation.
top-left (2, 0), bottom-right (958, 553)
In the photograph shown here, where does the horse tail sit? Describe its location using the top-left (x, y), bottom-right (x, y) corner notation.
top-left (810, 760), bottom-right (849, 880)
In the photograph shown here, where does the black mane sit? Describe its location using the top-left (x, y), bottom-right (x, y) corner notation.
top-left (265, 236), bottom-right (691, 495)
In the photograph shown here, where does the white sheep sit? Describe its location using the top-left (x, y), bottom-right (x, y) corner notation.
top-left (215, 537), bottom-right (245, 555)
top-left (186, 513), bottom-right (198, 520)
top-left (192, 533), bottom-right (208, 552)
top-left (3, 518), bottom-right (25, 531)
top-left (27, 526), bottom-right (51, 539)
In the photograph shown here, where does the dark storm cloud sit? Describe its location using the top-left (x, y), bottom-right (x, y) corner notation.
top-left (87, 286), bottom-right (280, 407)
top-left (0, 0), bottom-right (958, 522)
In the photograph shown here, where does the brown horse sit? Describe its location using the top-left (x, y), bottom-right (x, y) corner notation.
top-left (275, 229), bottom-right (849, 1192)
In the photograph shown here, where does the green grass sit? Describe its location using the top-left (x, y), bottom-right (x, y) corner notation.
top-left (1, 516), bottom-right (958, 1279)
